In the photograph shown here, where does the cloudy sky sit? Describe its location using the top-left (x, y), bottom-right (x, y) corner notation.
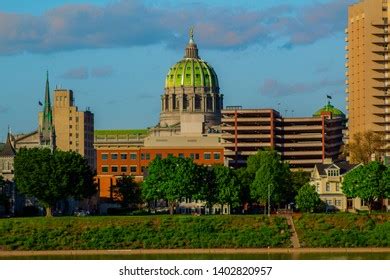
top-left (0, 0), bottom-right (354, 138)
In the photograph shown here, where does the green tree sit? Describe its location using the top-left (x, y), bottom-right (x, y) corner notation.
top-left (0, 175), bottom-right (6, 211)
top-left (249, 149), bottom-right (291, 209)
top-left (212, 165), bottom-right (240, 213)
top-left (342, 161), bottom-right (389, 212)
top-left (295, 183), bottom-right (322, 213)
top-left (111, 175), bottom-right (141, 208)
top-left (192, 165), bottom-right (218, 214)
top-left (142, 156), bottom-right (199, 215)
top-left (291, 170), bottom-right (311, 193)
top-left (234, 167), bottom-right (252, 208)
top-left (14, 148), bottom-right (97, 217)
top-left (346, 131), bottom-right (385, 164)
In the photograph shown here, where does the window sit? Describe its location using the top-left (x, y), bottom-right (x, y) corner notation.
top-left (326, 183), bottom-right (331, 192)
top-left (111, 166), bottom-right (118, 173)
top-left (141, 153), bottom-right (145, 160)
top-left (120, 166), bottom-right (127, 173)
top-left (156, 154), bottom-right (162, 159)
top-left (130, 166), bottom-right (137, 173)
top-left (190, 153), bottom-right (195, 159)
top-left (121, 153), bottom-right (127, 160)
top-left (130, 153), bottom-right (137, 160)
top-left (195, 153), bottom-right (200, 160)
top-left (204, 153), bottom-right (211, 160)
top-left (335, 200), bottom-right (342, 206)
top-left (327, 169), bottom-right (340, 177)
top-left (141, 166), bottom-right (146, 173)
top-left (326, 200), bottom-right (333, 205)
top-left (179, 153), bottom-right (184, 158)
top-left (146, 153), bottom-right (150, 160)
top-left (102, 153), bottom-right (108, 160)
top-left (213, 153), bottom-right (221, 160)
top-left (101, 166), bottom-right (108, 173)
top-left (111, 153), bottom-right (118, 160)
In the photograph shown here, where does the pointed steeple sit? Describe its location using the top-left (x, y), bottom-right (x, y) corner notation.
top-left (184, 26), bottom-right (199, 59)
top-left (0, 129), bottom-right (16, 158)
top-left (40, 71), bottom-right (55, 150)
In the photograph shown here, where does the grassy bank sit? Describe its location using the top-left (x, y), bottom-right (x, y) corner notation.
top-left (0, 215), bottom-right (291, 250)
top-left (294, 213), bottom-right (390, 247)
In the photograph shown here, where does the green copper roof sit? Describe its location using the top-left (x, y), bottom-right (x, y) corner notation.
top-left (313, 101), bottom-right (345, 117)
top-left (164, 27), bottom-right (219, 91)
top-left (165, 59), bottom-right (219, 89)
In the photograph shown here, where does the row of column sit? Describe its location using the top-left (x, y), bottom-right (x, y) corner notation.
top-left (161, 94), bottom-right (222, 113)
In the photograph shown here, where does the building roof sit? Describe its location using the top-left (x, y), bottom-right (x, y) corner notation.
top-left (0, 133), bottom-right (16, 157)
top-left (315, 161), bottom-right (359, 176)
top-left (313, 101), bottom-right (345, 118)
top-left (164, 28), bottom-right (219, 91)
top-left (94, 129), bottom-right (148, 136)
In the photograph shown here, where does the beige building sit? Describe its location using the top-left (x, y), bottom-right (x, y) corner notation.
top-left (346, 0), bottom-right (390, 155)
top-left (15, 74), bottom-right (95, 169)
top-left (52, 89), bottom-right (95, 169)
top-left (311, 159), bottom-right (363, 211)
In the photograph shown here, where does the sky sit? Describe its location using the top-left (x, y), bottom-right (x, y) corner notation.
top-left (0, 0), bottom-right (355, 139)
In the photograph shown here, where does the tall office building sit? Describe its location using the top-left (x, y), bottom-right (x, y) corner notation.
top-left (346, 0), bottom-right (390, 155)
top-left (19, 74), bottom-right (95, 169)
top-left (52, 89), bottom-right (95, 169)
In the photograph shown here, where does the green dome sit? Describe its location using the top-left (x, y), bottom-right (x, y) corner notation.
top-left (313, 101), bottom-right (345, 117)
top-left (165, 58), bottom-right (219, 89)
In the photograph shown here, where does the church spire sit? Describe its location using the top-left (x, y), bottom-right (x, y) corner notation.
top-left (40, 71), bottom-right (55, 150)
top-left (184, 26), bottom-right (199, 59)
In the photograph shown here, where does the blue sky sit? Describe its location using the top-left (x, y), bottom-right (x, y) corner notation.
top-left (0, 0), bottom-right (354, 139)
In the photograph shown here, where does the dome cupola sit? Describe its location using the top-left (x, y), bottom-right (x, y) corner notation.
top-left (164, 28), bottom-right (219, 92)
top-left (159, 27), bottom-right (223, 128)
top-left (313, 101), bottom-right (345, 118)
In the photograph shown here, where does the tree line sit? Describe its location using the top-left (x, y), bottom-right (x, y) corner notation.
top-left (138, 149), bottom-right (310, 214)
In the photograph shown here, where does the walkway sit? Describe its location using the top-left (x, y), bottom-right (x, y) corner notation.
top-left (285, 215), bottom-right (300, 248)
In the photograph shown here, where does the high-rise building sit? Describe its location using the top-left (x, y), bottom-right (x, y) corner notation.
top-left (346, 0), bottom-right (390, 155)
top-left (52, 89), bottom-right (95, 169)
top-left (16, 73), bottom-right (95, 169)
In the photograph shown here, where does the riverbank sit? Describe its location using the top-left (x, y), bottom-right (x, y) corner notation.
top-left (0, 215), bottom-right (291, 250)
top-left (2, 247), bottom-right (390, 257)
top-left (294, 213), bottom-right (390, 247)
top-left (1, 214), bottom-right (390, 251)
